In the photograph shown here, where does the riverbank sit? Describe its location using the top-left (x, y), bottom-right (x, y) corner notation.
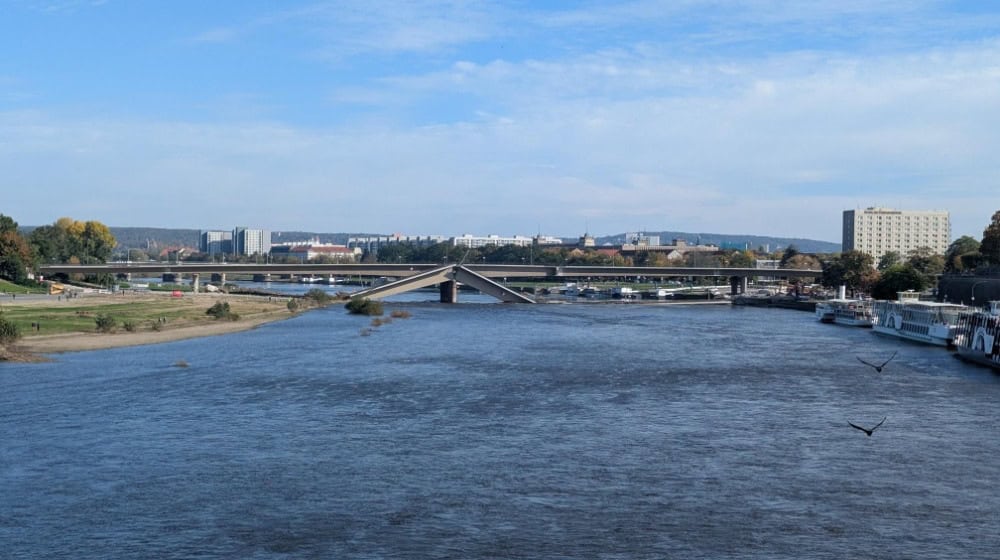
top-left (1, 291), bottom-right (300, 360)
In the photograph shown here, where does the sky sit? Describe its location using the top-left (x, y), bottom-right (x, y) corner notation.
top-left (2, 1), bottom-right (999, 243)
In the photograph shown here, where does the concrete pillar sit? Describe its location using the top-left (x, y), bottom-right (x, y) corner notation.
top-left (740, 276), bottom-right (749, 294)
top-left (439, 280), bottom-right (458, 303)
top-left (192, 274), bottom-right (200, 294)
top-left (730, 276), bottom-right (740, 296)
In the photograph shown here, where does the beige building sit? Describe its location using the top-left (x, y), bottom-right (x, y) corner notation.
top-left (842, 207), bottom-right (950, 259)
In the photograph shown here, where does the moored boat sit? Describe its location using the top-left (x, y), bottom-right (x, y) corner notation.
top-left (871, 291), bottom-right (967, 346)
top-left (953, 301), bottom-right (1000, 371)
top-left (815, 298), bottom-right (873, 327)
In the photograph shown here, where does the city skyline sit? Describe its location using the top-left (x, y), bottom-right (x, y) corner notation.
top-left (3, 2), bottom-right (999, 242)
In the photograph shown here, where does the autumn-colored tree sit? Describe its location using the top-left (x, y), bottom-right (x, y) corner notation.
top-left (29, 217), bottom-right (116, 264)
top-left (0, 214), bottom-right (35, 283)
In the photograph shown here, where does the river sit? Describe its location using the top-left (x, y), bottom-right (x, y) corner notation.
top-left (2, 299), bottom-right (999, 559)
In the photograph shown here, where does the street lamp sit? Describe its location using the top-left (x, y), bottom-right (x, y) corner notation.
top-left (971, 280), bottom-right (989, 305)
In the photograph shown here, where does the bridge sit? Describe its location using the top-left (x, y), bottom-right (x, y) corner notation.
top-left (38, 262), bottom-right (823, 303)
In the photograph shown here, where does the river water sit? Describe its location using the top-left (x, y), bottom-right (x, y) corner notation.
top-left (3, 298), bottom-right (999, 559)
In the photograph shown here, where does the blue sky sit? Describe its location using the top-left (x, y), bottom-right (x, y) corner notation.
top-left (2, 1), bottom-right (999, 243)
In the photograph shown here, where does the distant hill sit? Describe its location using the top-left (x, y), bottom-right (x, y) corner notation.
top-left (594, 231), bottom-right (841, 254)
top-left (100, 227), bottom-right (840, 254)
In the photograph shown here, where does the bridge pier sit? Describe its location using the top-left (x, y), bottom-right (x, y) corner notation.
top-left (191, 274), bottom-right (200, 294)
top-left (729, 276), bottom-right (749, 295)
top-left (439, 280), bottom-right (458, 303)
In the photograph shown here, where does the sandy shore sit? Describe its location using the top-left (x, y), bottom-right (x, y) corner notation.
top-left (17, 312), bottom-right (292, 354)
top-left (4, 291), bottom-right (300, 358)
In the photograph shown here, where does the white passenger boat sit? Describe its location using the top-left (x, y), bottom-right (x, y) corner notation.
top-left (953, 301), bottom-right (1000, 371)
top-left (815, 298), bottom-right (873, 327)
top-left (871, 291), bottom-right (967, 346)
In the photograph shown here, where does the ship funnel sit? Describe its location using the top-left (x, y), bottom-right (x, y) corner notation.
top-left (838, 285), bottom-right (847, 300)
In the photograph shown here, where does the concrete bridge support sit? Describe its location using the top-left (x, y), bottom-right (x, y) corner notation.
top-left (729, 276), bottom-right (750, 295)
top-left (439, 280), bottom-right (458, 303)
top-left (192, 274), bottom-right (200, 294)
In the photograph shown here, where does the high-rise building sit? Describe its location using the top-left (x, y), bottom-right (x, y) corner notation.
top-left (842, 207), bottom-right (950, 259)
top-left (199, 230), bottom-right (232, 255)
top-left (233, 227), bottom-right (271, 256)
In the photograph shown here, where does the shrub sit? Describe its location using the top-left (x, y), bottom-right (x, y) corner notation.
top-left (345, 297), bottom-right (383, 316)
top-left (95, 314), bottom-right (117, 333)
top-left (287, 299), bottom-right (300, 312)
top-left (122, 320), bottom-right (137, 332)
top-left (206, 301), bottom-right (239, 321)
top-left (303, 288), bottom-right (333, 305)
top-left (0, 314), bottom-right (21, 345)
top-left (151, 321), bottom-right (162, 332)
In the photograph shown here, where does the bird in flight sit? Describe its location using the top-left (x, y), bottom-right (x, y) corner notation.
top-left (857, 351), bottom-right (898, 372)
top-left (848, 417), bottom-right (887, 437)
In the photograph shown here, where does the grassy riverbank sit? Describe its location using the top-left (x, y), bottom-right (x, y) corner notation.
top-left (0, 292), bottom-right (304, 359)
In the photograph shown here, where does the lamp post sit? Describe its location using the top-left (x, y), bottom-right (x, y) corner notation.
top-left (971, 280), bottom-right (989, 306)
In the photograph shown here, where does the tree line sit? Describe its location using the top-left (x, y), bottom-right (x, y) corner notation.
top-left (0, 214), bottom-right (116, 285)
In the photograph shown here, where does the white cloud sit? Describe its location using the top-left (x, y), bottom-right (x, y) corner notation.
top-left (4, 22), bottom-right (1000, 240)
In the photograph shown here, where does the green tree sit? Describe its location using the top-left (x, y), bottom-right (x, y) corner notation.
top-left (877, 251), bottom-right (902, 271)
top-left (821, 251), bottom-right (877, 296)
top-left (979, 210), bottom-right (1000, 265)
top-left (778, 244), bottom-right (799, 268)
top-left (944, 236), bottom-right (980, 273)
top-left (906, 246), bottom-right (945, 277)
top-left (871, 264), bottom-right (926, 300)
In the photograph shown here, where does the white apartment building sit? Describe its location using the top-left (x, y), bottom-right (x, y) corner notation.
top-left (842, 207), bottom-right (950, 259)
top-left (451, 234), bottom-right (534, 248)
top-left (233, 227), bottom-right (271, 256)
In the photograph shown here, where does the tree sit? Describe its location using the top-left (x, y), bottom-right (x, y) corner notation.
top-left (0, 214), bottom-right (34, 284)
top-left (980, 210), bottom-right (1000, 265)
top-left (778, 244), bottom-right (800, 268)
top-left (944, 236), bottom-right (980, 273)
top-left (821, 250), bottom-right (877, 296)
top-left (28, 217), bottom-right (116, 265)
top-left (878, 251), bottom-right (902, 271)
top-left (906, 246), bottom-right (945, 278)
top-left (871, 264), bottom-right (926, 300)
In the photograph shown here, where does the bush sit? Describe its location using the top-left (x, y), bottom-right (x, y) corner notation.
top-left (303, 288), bottom-right (333, 305)
top-left (122, 320), bottom-right (137, 332)
top-left (206, 301), bottom-right (239, 321)
top-left (95, 314), bottom-right (116, 333)
top-left (287, 299), bottom-right (300, 312)
top-left (345, 297), bottom-right (383, 316)
top-left (0, 314), bottom-right (21, 345)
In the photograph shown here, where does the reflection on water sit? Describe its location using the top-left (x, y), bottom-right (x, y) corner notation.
top-left (2, 303), bottom-right (999, 558)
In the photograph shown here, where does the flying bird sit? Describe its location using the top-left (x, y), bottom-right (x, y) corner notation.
top-left (848, 417), bottom-right (887, 437)
top-left (857, 351), bottom-right (898, 372)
